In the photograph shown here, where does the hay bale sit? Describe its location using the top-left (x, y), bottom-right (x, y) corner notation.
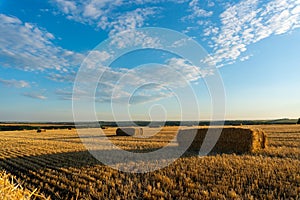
top-left (37, 129), bottom-right (46, 133)
top-left (116, 127), bottom-right (143, 136)
top-left (177, 127), bottom-right (267, 154)
top-left (142, 127), bottom-right (161, 137)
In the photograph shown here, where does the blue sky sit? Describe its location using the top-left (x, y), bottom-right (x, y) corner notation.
top-left (0, 0), bottom-right (300, 121)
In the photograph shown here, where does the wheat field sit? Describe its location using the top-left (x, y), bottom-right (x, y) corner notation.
top-left (0, 125), bottom-right (299, 199)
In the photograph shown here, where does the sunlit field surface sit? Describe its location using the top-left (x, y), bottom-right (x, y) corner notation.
top-left (0, 125), bottom-right (299, 199)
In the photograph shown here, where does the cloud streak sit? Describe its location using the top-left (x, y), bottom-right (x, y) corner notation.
top-left (22, 92), bottom-right (47, 100)
top-left (0, 78), bottom-right (30, 88)
top-left (51, 0), bottom-right (300, 68)
top-left (182, 0), bottom-right (213, 21)
top-left (51, 0), bottom-right (160, 35)
top-left (70, 57), bottom-right (206, 104)
top-left (204, 0), bottom-right (300, 66)
top-left (0, 14), bottom-right (84, 72)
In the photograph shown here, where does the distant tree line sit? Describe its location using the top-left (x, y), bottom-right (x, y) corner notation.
top-left (0, 125), bottom-right (75, 132)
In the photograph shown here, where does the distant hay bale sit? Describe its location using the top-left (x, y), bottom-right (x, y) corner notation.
top-left (116, 127), bottom-right (161, 137)
top-left (116, 127), bottom-right (143, 136)
top-left (177, 127), bottom-right (267, 154)
top-left (142, 127), bottom-right (162, 137)
top-left (37, 129), bottom-right (46, 133)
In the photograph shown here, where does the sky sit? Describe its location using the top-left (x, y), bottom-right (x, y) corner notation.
top-left (0, 0), bottom-right (300, 122)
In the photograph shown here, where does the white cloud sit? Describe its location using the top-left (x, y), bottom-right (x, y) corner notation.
top-left (55, 0), bottom-right (77, 14)
top-left (55, 88), bottom-right (89, 100)
top-left (70, 56), bottom-right (206, 104)
top-left (0, 78), bottom-right (30, 88)
top-left (47, 72), bottom-right (76, 82)
top-left (51, 0), bottom-right (159, 35)
top-left (108, 8), bottom-right (157, 36)
top-left (0, 14), bottom-right (22, 24)
top-left (0, 14), bottom-right (84, 72)
top-left (182, 0), bottom-right (213, 21)
top-left (128, 91), bottom-right (172, 104)
top-left (109, 29), bottom-right (161, 49)
top-left (52, 1), bottom-right (163, 55)
top-left (170, 38), bottom-right (192, 48)
top-left (23, 92), bottom-right (47, 100)
top-left (50, 0), bottom-right (300, 68)
top-left (91, 57), bottom-right (208, 104)
top-left (205, 0), bottom-right (300, 66)
top-left (240, 55), bottom-right (251, 62)
top-left (166, 58), bottom-right (203, 82)
top-left (208, 1), bottom-right (215, 7)
top-left (83, 50), bottom-right (112, 69)
top-left (203, 26), bottom-right (219, 36)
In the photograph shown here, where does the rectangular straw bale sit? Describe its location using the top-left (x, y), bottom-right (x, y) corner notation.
top-left (177, 127), bottom-right (267, 154)
top-left (141, 127), bottom-right (161, 137)
top-left (116, 127), bottom-right (143, 136)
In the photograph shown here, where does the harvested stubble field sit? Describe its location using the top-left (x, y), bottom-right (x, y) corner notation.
top-left (0, 125), bottom-right (299, 199)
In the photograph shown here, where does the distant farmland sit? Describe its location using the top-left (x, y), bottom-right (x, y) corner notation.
top-left (0, 125), bottom-right (299, 199)
top-left (0, 118), bottom-right (298, 131)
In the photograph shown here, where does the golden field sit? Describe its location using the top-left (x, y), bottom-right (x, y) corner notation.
top-left (0, 125), bottom-right (299, 199)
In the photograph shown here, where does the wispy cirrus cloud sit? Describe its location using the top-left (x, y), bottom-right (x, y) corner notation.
top-left (51, 0), bottom-right (300, 68)
top-left (203, 0), bottom-right (300, 67)
top-left (22, 92), bottom-right (47, 100)
top-left (0, 78), bottom-right (30, 88)
top-left (51, 0), bottom-right (160, 35)
top-left (55, 89), bottom-right (73, 100)
top-left (0, 14), bottom-right (84, 72)
top-left (47, 71), bottom-right (76, 83)
top-left (70, 56), bottom-right (206, 104)
top-left (182, 0), bottom-right (213, 21)
top-left (107, 7), bottom-right (158, 36)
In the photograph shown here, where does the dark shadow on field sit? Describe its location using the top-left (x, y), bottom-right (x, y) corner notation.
top-left (0, 146), bottom-right (196, 171)
top-left (0, 145), bottom-right (202, 199)
top-left (0, 151), bottom-right (101, 199)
